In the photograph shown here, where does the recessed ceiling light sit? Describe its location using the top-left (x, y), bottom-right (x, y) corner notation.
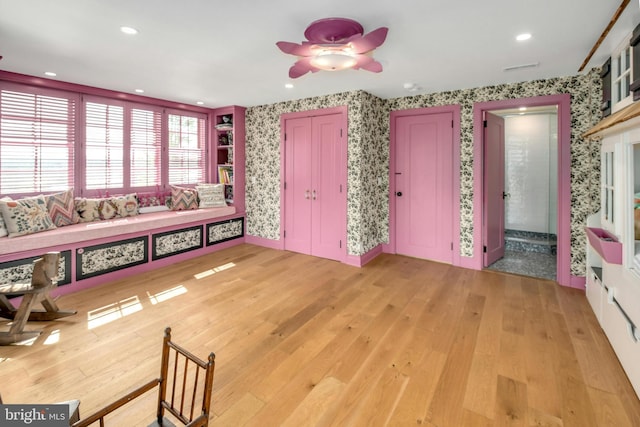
top-left (285, 83), bottom-right (294, 89)
top-left (519, 107), bottom-right (527, 111)
top-left (196, 101), bottom-right (204, 105)
top-left (516, 33), bottom-right (532, 41)
top-left (44, 71), bottom-right (57, 77)
top-left (403, 82), bottom-right (421, 92)
top-left (135, 89), bottom-right (144, 93)
top-left (120, 26), bottom-right (138, 35)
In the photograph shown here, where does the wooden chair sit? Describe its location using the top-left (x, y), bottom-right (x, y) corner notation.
top-left (0, 252), bottom-right (76, 345)
top-left (72, 327), bottom-right (215, 427)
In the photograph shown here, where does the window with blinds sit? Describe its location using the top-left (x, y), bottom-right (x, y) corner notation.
top-left (168, 112), bottom-right (206, 185)
top-left (1, 83), bottom-right (208, 197)
top-left (85, 101), bottom-right (124, 190)
top-left (131, 108), bottom-right (162, 187)
top-left (85, 98), bottom-right (163, 194)
top-left (0, 85), bottom-right (78, 196)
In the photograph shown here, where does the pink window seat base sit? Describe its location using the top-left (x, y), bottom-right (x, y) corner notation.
top-left (0, 206), bottom-right (236, 257)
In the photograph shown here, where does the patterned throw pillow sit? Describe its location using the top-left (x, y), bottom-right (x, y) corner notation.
top-left (110, 193), bottom-right (139, 217)
top-left (0, 196), bottom-right (57, 237)
top-left (47, 189), bottom-right (80, 226)
top-left (76, 195), bottom-right (140, 221)
top-left (75, 198), bottom-right (101, 223)
top-left (196, 183), bottom-right (226, 208)
top-left (170, 185), bottom-right (198, 211)
top-left (98, 198), bottom-right (119, 220)
top-left (0, 196), bottom-right (11, 237)
top-left (137, 191), bottom-right (168, 208)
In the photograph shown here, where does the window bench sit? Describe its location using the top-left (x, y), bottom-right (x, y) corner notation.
top-left (0, 207), bottom-right (244, 297)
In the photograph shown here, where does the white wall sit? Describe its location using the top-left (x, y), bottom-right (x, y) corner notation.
top-left (504, 113), bottom-right (558, 234)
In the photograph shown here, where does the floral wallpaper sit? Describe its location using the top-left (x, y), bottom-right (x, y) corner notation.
top-left (0, 252), bottom-right (70, 286)
top-left (154, 228), bottom-right (202, 258)
top-left (207, 218), bottom-right (244, 245)
top-left (78, 239), bottom-right (147, 279)
top-left (245, 68), bottom-right (602, 276)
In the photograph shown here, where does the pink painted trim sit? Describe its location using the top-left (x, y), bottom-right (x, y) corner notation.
top-left (344, 244), bottom-right (383, 267)
top-left (279, 105), bottom-right (349, 262)
top-left (569, 274), bottom-right (586, 290)
top-left (244, 234), bottom-right (285, 250)
top-left (0, 70), bottom-right (211, 114)
top-left (388, 104), bottom-right (462, 266)
top-left (472, 94), bottom-right (572, 286)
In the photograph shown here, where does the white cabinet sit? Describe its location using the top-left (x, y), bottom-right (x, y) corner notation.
top-left (586, 116), bottom-right (640, 399)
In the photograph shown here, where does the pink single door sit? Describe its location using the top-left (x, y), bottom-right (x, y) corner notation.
top-left (483, 112), bottom-right (505, 266)
top-left (395, 112), bottom-right (453, 263)
top-left (284, 116), bottom-right (313, 255)
top-left (310, 113), bottom-right (345, 261)
top-left (284, 112), bottom-right (345, 262)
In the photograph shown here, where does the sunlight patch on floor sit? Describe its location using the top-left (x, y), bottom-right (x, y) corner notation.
top-left (43, 329), bottom-right (60, 345)
top-left (13, 336), bottom-right (38, 346)
top-left (87, 296), bottom-right (143, 329)
top-left (193, 262), bottom-right (236, 279)
top-left (147, 285), bottom-right (187, 305)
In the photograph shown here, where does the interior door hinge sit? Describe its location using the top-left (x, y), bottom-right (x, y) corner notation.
top-left (284, 133), bottom-right (287, 141)
top-left (340, 184), bottom-right (342, 193)
top-left (483, 120), bottom-right (487, 128)
top-left (284, 230), bottom-right (286, 238)
top-left (339, 240), bottom-right (342, 248)
top-left (284, 182), bottom-right (286, 190)
top-left (451, 242), bottom-right (453, 250)
top-left (340, 128), bottom-right (343, 137)
top-left (451, 120), bottom-right (454, 128)
top-left (483, 245), bottom-right (487, 253)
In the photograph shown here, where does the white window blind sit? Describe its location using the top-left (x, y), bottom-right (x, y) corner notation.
top-left (85, 101), bottom-right (124, 190)
top-left (0, 86), bottom-right (77, 195)
top-left (130, 108), bottom-right (162, 188)
top-left (168, 112), bottom-right (206, 185)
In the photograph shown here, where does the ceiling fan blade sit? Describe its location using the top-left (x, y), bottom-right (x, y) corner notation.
top-left (357, 57), bottom-right (382, 73)
top-left (350, 27), bottom-right (389, 54)
top-left (353, 56), bottom-right (383, 73)
top-left (276, 41), bottom-right (314, 57)
top-left (289, 58), bottom-right (317, 78)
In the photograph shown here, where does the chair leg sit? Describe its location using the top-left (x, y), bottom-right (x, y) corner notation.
top-left (31, 294), bottom-right (77, 321)
top-left (0, 294), bottom-right (17, 319)
top-left (0, 293), bottom-right (43, 344)
top-left (0, 292), bottom-right (77, 322)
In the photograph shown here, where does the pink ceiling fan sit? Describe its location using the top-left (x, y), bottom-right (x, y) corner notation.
top-left (276, 17), bottom-right (388, 79)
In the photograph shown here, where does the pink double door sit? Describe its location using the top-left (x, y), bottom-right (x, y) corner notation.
top-left (283, 112), bottom-right (346, 262)
top-left (394, 111), bottom-right (454, 264)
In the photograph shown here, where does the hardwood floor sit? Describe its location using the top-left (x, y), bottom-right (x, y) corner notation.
top-left (1, 244), bottom-right (639, 426)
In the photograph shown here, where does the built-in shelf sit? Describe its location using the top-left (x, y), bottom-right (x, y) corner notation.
top-left (585, 226), bottom-right (622, 264)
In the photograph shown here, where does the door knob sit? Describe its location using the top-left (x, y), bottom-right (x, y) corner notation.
top-left (396, 191), bottom-right (403, 197)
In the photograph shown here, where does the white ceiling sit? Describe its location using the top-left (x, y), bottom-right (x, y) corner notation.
top-left (1, 0), bottom-right (638, 109)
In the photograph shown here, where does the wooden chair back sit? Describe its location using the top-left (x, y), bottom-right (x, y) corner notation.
top-left (157, 327), bottom-right (216, 426)
top-left (72, 327), bottom-right (215, 427)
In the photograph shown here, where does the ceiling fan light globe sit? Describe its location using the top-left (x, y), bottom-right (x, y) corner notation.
top-left (310, 52), bottom-right (357, 71)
